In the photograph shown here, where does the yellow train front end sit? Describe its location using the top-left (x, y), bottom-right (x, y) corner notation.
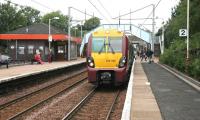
top-left (87, 29), bottom-right (129, 86)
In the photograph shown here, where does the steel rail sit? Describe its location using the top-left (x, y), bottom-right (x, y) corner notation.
top-left (0, 70), bottom-right (86, 110)
top-left (7, 77), bottom-right (88, 120)
top-left (105, 90), bottom-right (120, 120)
top-left (61, 87), bottom-right (97, 120)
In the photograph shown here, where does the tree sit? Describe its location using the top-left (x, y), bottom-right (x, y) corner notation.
top-left (42, 11), bottom-right (69, 32)
top-left (0, 1), bottom-right (41, 34)
top-left (83, 17), bottom-right (100, 31)
top-left (0, 1), bottom-right (26, 33)
top-left (19, 6), bottom-right (41, 26)
top-left (160, 0), bottom-right (200, 80)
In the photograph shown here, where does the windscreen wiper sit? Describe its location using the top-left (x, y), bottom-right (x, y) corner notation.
top-left (108, 38), bottom-right (115, 54)
top-left (98, 39), bottom-right (105, 54)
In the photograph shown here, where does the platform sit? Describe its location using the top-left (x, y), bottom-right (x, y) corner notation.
top-left (121, 59), bottom-right (162, 120)
top-left (0, 58), bottom-right (86, 84)
top-left (131, 60), bottom-right (162, 120)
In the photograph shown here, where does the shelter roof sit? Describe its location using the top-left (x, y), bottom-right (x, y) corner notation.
top-left (0, 23), bottom-right (81, 44)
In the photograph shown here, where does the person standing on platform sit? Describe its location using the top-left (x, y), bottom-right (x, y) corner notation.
top-left (140, 49), bottom-right (145, 61)
top-left (48, 49), bottom-right (53, 63)
top-left (146, 48), bottom-right (153, 63)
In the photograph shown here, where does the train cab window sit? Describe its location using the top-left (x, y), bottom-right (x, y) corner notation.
top-left (92, 37), bottom-right (106, 52)
top-left (108, 37), bottom-right (122, 52)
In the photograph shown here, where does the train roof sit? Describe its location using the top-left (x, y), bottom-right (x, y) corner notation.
top-left (92, 29), bottom-right (124, 37)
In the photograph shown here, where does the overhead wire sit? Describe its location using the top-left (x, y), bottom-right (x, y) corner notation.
top-left (113, 4), bottom-right (154, 19)
top-left (87, 0), bottom-right (111, 23)
top-left (138, 0), bottom-right (163, 30)
top-left (96, 0), bottom-right (112, 19)
top-left (71, 7), bottom-right (102, 20)
top-left (30, 0), bottom-right (54, 11)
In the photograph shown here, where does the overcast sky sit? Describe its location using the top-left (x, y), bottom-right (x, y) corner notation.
top-left (1, 0), bottom-right (180, 31)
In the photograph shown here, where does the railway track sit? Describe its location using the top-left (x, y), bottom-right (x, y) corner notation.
top-left (62, 87), bottom-right (121, 120)
top-left (0, 71), bottom-right (87, 120)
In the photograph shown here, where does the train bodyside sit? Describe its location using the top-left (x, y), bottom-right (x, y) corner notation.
top-left (86, 29), bottom-right (134, 86)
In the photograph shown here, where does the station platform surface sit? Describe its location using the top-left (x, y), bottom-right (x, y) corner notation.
top-left (121, 58), bottom-right (162, 120)
top-left (131, 60), bottom-right (162, 120)
top-left (0, 58), bottom-right (85, 84)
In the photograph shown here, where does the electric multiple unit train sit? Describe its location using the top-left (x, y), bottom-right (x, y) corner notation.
top-left (86, 29), bottom-right (134, 86)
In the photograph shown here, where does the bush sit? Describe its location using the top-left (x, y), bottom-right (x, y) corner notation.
top-left (189, 58), bottom-right (200, 81)
top-left (160, 36), bottom-right (200, 80)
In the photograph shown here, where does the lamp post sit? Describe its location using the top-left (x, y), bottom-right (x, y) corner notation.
top-left (48, 17), bottom-right (59, 52)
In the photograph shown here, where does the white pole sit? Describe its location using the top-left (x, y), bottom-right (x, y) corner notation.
top-left (15, 40), bottom-right (17, 60)
top-left (162, 22), bottom-right (164, 54)
top-left (68, 7), bottom-right (71, 61)
top-left (81, 21), bottom-right (83, 39)
top-left (152, 4), bottom-right (155, 52)
top-left (187, 0), bottom-right (190, 59)
top-left (130, 9), bottom-right (131, 31)
top-left (48, 19), bottom-right (51, 51)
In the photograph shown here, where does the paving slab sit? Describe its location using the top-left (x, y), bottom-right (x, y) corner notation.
top-left (131, 60), bottom-right (162, 120)
top-left (0, 58), bottom-right (86, 84)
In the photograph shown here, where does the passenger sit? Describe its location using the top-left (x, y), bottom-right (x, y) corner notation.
top-left (48, 49), bottom-right (53, 63)
top-left (137, 50), bottom-right (140, 57)
top-left (140, 49), bottom-right (145, 61)
top-left (146, 49), bottom-right (154, 63)
top-left (34, 51), bottom-right (44, 64)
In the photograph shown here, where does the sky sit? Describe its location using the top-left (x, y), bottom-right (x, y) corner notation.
top-left (0, 0), bottom-right (180, 32)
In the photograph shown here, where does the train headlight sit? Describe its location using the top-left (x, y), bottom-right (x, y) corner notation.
top-left (118, 56), bottom-right (126, 68)
top-left (89, 62), bottom-right (94, 67)
top-left (87, 57), bottom-right (95, 68)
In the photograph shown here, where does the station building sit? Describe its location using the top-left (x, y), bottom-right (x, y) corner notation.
top-left (0, 23), bottom-right (81, 61)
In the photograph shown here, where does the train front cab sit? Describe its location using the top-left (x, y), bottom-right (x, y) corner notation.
top-left (87, 67), bottom-right (128, 86)
top-left (87, 29), bottom-right (130, 86)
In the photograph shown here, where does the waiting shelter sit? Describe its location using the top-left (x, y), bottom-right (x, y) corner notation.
top-left (0, 23), bottom-right (81, 61)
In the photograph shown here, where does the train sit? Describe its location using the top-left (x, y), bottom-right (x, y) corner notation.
top-left (86, 29), bottom-right (134, 86)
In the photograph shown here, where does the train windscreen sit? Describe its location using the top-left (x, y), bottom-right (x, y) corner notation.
top-left (108, 37), bottom-right (122, 53)
top-left (92, 37), bottom-right (122, 53)
top-left (92, 37), bottom-right (106, 52)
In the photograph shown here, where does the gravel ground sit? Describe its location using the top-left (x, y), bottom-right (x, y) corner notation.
top-left (22, 82), bottom-right (94, 120)
top-left (0, 71), bottom-right (87, 120)
top-left (110, 87), bottom-right (127, 120)
top-left (0, 69), bottom-right (85, 106)
top-left (71, 87), bottom-right (124, 120)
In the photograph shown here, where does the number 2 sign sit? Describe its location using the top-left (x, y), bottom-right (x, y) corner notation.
top-left (179, 29), bottom-right (187, 37)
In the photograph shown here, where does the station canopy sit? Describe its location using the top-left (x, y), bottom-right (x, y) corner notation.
top-left (0, 23), bottom-right (81, 44)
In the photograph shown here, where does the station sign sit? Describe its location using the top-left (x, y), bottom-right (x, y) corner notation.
top-left (179, 29), bottom-right (187, 37)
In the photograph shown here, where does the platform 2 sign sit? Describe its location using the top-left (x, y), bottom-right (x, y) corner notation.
top-left (179, 29), bottom-right (187, 37)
